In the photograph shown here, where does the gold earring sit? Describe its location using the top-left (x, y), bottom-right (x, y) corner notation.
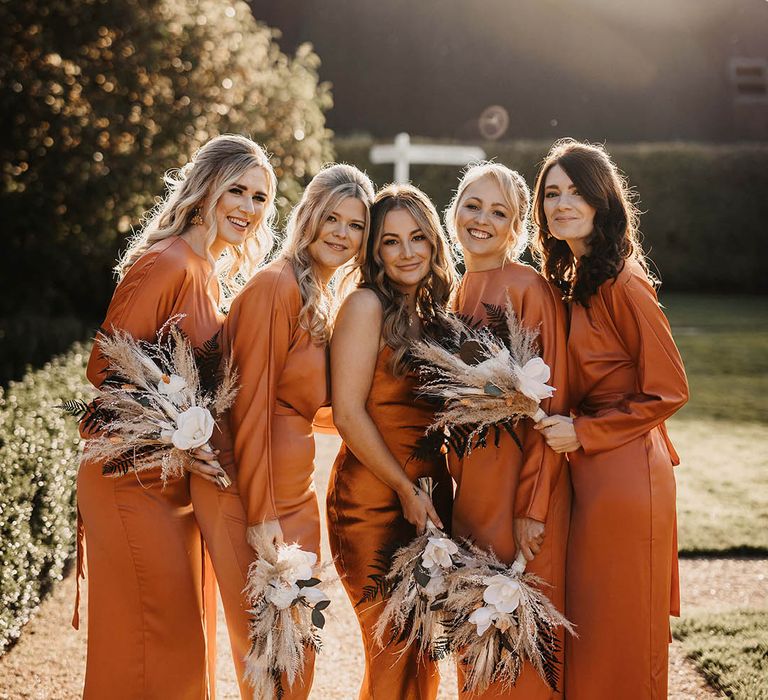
top-left (190, 208), bottom-right (204, 226)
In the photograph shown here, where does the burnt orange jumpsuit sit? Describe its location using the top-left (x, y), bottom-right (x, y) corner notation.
top-left (190, 258), bottom-right (328, 699)
top-left (565, 260), bottom-right (688, 699)
top-left (76, 236), bottom-right (219, 699)
top-left (327, 345), bottom-right (453, 700)
top-left (451, 262), bottom-right (571, 699)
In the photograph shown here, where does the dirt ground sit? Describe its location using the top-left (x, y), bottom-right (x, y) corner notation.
top-left (2, 435), bottom-right (765, 699)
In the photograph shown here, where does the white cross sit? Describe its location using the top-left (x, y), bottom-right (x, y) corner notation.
top-left (370, 132), bottom-right (486, 184)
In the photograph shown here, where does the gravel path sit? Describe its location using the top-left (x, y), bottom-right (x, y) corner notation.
top-left (2, 434), bottom-right (765, 698)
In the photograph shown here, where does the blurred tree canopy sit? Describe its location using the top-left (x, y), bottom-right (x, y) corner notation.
top-left (0, 0), bottom-right (333, 325)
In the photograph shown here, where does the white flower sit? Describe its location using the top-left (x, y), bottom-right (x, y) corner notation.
top-left (277, 544), bottom-right (317, 585)
top-left (423, 573), bottom-right (447, 598)
top-left (265, 580), bottom-right (300, 609)
top-left (422, 537), bottom-right (458, 570)
top-left (171, 406), bottom-right (214, 450)
top-left (300, 586), bottom-right (329, 606)
top-left (514, 357), bottom-right (555, 402)
top-left (468, 606), bottom-right (498, 636)
top-left (482, 574), bottom-right (522, 614)
top-left (157, 373), bottom-right (188, 404)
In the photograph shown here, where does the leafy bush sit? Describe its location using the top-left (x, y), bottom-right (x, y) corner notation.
top-left (0, 0), bottom-right (333, 322)
top-left (336, 137), bottom-right (768, 293)
top-left (0, 345), bottom-right (89, 652)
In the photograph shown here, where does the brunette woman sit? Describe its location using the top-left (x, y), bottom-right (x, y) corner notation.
top-left (444, 162), bottom-right (571, 699)
top-left (76, 134), bottom-right (276, 699)
top-left (194, 163), bottom-right (374, 698)
top-left (532, 140), bottom-right (688, 699)
top-left (327, 184), bottom-right (457, 700)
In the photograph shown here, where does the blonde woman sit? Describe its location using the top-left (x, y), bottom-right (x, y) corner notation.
top-left (445, 162), bottom-right (570, 699)
top-left (327, 184), bottom-right (457, 699)
top-left (198, 163), bottom-right (374, 698)
top-left (76, 134), bottom-right (276, 699)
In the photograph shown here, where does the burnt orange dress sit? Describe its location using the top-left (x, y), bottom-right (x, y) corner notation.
top-left (76, 236), bottom-right (220, 699)
top-left (565, 260), bottom-right (688, 699)
top-left (451, 262), bottom-right (571, 699)
top-left (190, 258), bottom-right (329, 699)
top-left (327, 345), bottom-right (453, 700)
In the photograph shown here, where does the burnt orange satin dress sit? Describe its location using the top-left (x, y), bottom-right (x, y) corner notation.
top-left (327, 345), bottom-right (453, 700)
top-left (191, 258), bottom-right (328, 699)
top-left (77, 236), bottom-right (220, 699)
top-left (451, 262), bottom-right (571, 699)
top-left (565, 260), bottom-right (688, 699)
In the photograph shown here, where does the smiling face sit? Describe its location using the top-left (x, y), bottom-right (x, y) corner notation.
top-left (214, 165), bottom-right (271, 248)
top-left (455, 174), bottom-right (515, 271)
top-left (307, 195), bottom-right (367, 282)
top-left (542, 164), bottom-right (596, 257)
top-left (378, 207), bottom-right (432, 295)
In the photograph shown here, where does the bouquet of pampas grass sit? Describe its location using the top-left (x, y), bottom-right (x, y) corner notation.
top-left (244, 534), bottom-right (333, 699)
top-left (62, 315), bottom-right (235, 486)
top-left (443, 543), bottom-right (575, 695)
top-left (412, 302), bottom-right (554, 449)
top-left (372, 477), bottom-right (465, 660)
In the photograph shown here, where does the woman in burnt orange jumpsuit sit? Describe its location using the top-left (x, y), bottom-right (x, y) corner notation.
top-left (76, 135), bottom-right (276, 699)
top-left (532, 140), bottom-right (689, 699)
top-left (327, 184), bottom-right (457, 699)
top-left (444, 163), bottom-right (571, 699)
top-left (190, 164), bottom-right (374, 699)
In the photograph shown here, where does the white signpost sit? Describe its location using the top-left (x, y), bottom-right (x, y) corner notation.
top-left (370, 132), bottom-right (486, 184)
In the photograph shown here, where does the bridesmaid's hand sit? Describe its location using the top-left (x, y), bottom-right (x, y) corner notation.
top-left (514, 517), bottom-right (545, 562)
top-left (535, 415), bottom-right (582, 454)
top-left (397, 482), bottom-right (444, 534)
top-left (247, 519), bottom-right (284, 552)
top-left (185, 445), bottom-right (230, 487)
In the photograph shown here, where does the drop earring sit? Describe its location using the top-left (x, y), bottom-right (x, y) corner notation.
top-left (190, 208), bottom-right (204, 226)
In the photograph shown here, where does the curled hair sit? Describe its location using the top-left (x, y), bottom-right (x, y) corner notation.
top-left (531, 139), bottom-right (647, 305)
top-left (116, 135), bottom-right (277, 304)
top-left (280, 163), bottom-right (375, 344)
top-left (445, 161), bottom-right (531, 262)
top-left (360, 184), bottom-right (457, 375)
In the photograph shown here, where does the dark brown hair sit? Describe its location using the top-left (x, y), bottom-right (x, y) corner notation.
top-left (531, 139), bottom-right (649, 305)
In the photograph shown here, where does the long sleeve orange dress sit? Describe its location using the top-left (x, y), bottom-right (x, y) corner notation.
top-left (76, 236), bottom-right (220, 699)
top-left (451, 262), bottom-right (571, 699)
top-left (326, 344), bottom-right (453, 700)
top-left (190, 258), bottom-right (329, 699)
top-left (565, 260), bottom-right (688, 699)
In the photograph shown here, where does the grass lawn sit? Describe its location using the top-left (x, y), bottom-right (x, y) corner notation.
top-left (672, 611), bottom-right (768, 699)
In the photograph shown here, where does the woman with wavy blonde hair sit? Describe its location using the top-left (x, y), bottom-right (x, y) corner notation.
top-left (327, 183), bottom-right (456, 699)
top-left (445, 161), bottom-right (571, 699)
top-left (76, 133), bottom-right (276, 699)
top-left (208, 162), bottom-right (374, 698)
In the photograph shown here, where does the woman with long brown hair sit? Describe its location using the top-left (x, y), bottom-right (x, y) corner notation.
top-left (197, 163), bottom-right (374, 698)
top-left (445, 162), bottom-right (571, 699)
top-left (76, 134), bottom-right (276, 698)
top-left (327, 184), bottom-right (457, 699)
top-left (532, 139), bottom-right (688, 699)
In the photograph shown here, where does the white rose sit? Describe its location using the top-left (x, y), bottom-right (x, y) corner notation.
top-left (158, 373), bottom-right (188, 404)
top-left (468, 606), bottom-right (498, 636)
top-left (422, 537), bottom-right (458, 570)
top-left (265, 580), bottom-right (300, 609)
top-left (482, 574), bottom-right (522, 614)
top-left (514, 357), bottom-right (555, 402)
top-left (300, 586), bottom-right (329, 605)
top-left (171, 406), bottom-right (214, 450)
top-left (277, 544), bottom-right (317, 585)
top-left (423, 573), bottom-right (447, 598)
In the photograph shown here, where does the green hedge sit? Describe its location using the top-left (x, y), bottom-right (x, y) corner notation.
top-left (0, 345), bottom-right (88, 652)
top-left (335, 137), bottom-right (768, 293)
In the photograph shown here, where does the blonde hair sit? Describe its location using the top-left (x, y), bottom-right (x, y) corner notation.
top-left (280, 163), bottom-right (375, 344)
top-left (361, 184), bottom-right (457, 375)
top-left (116, 134), bottom-right (277, 303)
top-left (445, 161), bottom-right (531, 263)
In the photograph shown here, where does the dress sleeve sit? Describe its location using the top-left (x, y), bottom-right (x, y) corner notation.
top-left (226, 271), bottom-right (295, 528)
top-left (513, 280), bottom-right (570, 522)
top-left (573, 270), bottom-right (689, 455)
